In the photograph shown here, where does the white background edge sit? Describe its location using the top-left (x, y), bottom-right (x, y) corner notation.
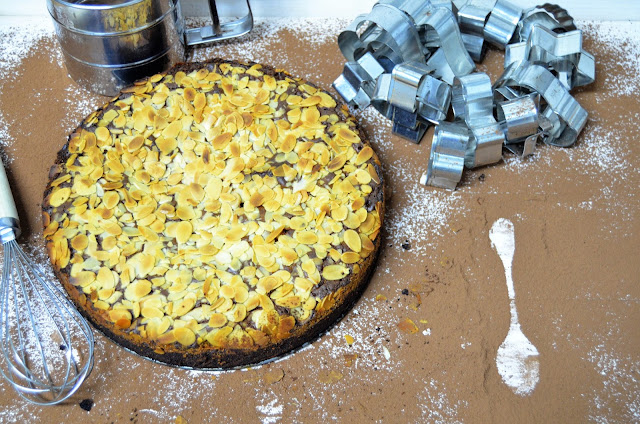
top-left (1, 0), bottom-right (639, 20)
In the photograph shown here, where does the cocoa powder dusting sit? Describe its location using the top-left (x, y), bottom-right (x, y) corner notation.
top-left (0, 18), bottom-right (638, 423)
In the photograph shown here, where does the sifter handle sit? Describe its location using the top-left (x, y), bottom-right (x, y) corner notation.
top-left (0, 162), bottom-right (20, 243)
top-left (184, 0), bottom-right (253, 46)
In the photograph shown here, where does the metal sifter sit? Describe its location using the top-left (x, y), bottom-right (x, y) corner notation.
top-left (0, 162), bottom-right (94, 405)
top-left (47, 0), bottom-right (254, 96)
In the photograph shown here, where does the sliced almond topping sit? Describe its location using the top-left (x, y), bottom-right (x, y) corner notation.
top-left (70, 234), bottom-right (88, 251)
top-left (337, 127), bottom-right (359, 144)
top-left (108, 309), bottom-right (132, 329)
top-left (173, 296), bottom-right (196, 317)
top-left (173, 327), bottom-right (196, 346)
top-left (124, 280), bottom-right (152, 301)
top-left (343, 229), bottom-right (362, 252)
top-left (141, 306), bottom-right (164, 319)
top-left (96, 267), bottom-right (115, 288)
top-left (175, 221), bottom-right (193, 244)
top-left (208, 313), bottom-right (227, 328)
top-left (322, 264), bottom-right (350, 281)
top-left (46, 62), bottom-right (384, 354)
top-left (331, 205), bottom-right (349, 222)
top-left (48, 187), bottom-right (71, 207)
top-left (295, 231), bottom-right (319, 245)
top-left (326, 154), bottom-right (347, 172)
top-left (213, 132), bottom-right (232, 150)
top-left (341, 251), bottom-right (360, 264)
top-left (219, 285), bottom-right (236, 299)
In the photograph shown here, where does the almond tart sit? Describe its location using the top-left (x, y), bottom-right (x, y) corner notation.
top-left (42, 59), bottom-right (384, 369)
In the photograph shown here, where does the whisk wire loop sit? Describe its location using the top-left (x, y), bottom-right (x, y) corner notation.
top-left (0, 238), bottom-right (95, 405)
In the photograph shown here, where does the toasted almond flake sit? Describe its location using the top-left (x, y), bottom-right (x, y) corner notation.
top-left (125, 280), bottom-right (152, 301)
top-left (295, 231), bottom-right (318, 245)
top-left (174, 327), bottom-right (196, 346)
top-left (343, 229), bottom-right (362, 252)
top-left (183, 87), bottom-right (197, 102)
top-left (337, 127), bottom-right (359, 144)
top-left (70, 271), bottom-right (96, 287)
top-left (322, 264), bottom-right (349, 281)
top-left (156, 136), bottom-right (178, 155)
top-left (70, 234), bottom-right (88, 251)
top-left (48, 187), bottom-right (71, 207)
top-left (141, 306), bottom-right (164, 319)
top-left (263, 368), bottom-right (285, 384)
top-left (331, 205), bottom-right (349, 222)
top-left (341, 251), bottom-right (360, 264)
top-left (326, 154), bottom-right (347, 172)
top-left (208, 313), bottom-right (227, 328)
top-left (175, 221), bottom-right (193, 244)
top-left (162, 121), bottom-right (182, 139)
top-left (397, 318), bottom-right (419, 334)
top-left (299, 95), bottom-right (322, 107)
top-left (219, 285), bottom-right (236, 299)
top-left (367, 163), bottom-right (381, 184)
top-left (361, 234), bottom-right (375, 251)
top-left (213, 132), bottom-right (232, 150)
top-left (173, 297), bottom-right (196, 317)
top-left (96, 267), bottom-right (115, 288)
top-left (102, 222), bottom-right (122, 236)
top-left (95, 126), bottom-right (111, 143)
top-left (108, 309), bottom-right (131, 328)
top-left (280, 134), bottom-right (296, 153)
top-left (249, 192), bottom-right (265, 207)
top-left (103, 191), bottom-right (120, 209)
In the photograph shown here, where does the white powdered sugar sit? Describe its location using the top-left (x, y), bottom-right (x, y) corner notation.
top-left (490, 219), bottom-right (540, 396)
top-left (0, 18), bottom-right (54, 72)
top-left (584, 325), bottom-right (640, 423)
top-left (419, 377), bottom-right (466, 424)
top-left (583, 21), bottom-right (640, 98)
top-left (256, 396), bottom-right (284, 424)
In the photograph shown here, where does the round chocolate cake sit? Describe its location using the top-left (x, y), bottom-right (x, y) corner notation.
top-left (42, 59), bottom-right (384, 369)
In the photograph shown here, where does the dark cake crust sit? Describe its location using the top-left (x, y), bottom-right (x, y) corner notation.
top-left (43, 59), bottom-right (385, 369)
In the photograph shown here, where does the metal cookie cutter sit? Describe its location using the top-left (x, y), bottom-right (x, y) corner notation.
top-left (419, 7), bottom-right (476, 77)
top-left (483, 0), bottom-right (522, 48)
top-left (333, 52), bottom-right (386, 110)
top-left (373, 62), bottom-right (452, 143)
top-left (515, 3), bottom-right (576, 43)
top-left (495, 61), bottom-right (588, 147)
top-left (337, 2), bottom-right (424, 65)
top-left (457, 0), bottom-right (522, 60)
top-left (451, 73), bottom-right (504, 168)
top-left (458, 0), bottom-right (492, 61)
top-left (506, 24), bottom-right (595, 89)
top-left (421, 122), bottom-right (471, 190)
top-left (495, 94), bottom-right (540, 157)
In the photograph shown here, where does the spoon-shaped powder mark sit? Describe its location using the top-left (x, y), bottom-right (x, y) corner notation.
top-left (490, 218), bottom-right (540, 396)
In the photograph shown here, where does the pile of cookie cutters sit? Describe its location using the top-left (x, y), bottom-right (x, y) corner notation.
top-left (333, 1), bottom-right (595, 189)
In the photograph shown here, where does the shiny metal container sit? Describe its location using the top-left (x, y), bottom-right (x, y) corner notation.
top-left (47, 0), bottom-right (253, 96)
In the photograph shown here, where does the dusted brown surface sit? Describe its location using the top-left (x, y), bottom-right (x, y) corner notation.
top-left (0, 18), bottom-right (638, 423)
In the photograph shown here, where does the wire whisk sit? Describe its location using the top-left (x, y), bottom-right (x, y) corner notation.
top-left (0, 162), bottom-right (94, 405)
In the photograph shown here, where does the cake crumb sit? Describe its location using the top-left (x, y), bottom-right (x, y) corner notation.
top-left (79, 399), bottom-right (94, 412)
